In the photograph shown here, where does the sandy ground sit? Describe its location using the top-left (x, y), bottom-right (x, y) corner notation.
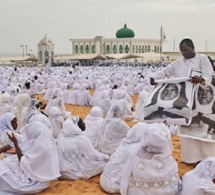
top-left (1, 92), bottom-right (196, 195)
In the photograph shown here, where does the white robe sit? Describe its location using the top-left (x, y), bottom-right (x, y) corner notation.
top-left (152, 53), bottom-right (215, 163)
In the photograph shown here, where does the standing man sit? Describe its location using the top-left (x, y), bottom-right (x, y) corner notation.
top-left (150, 38), bottom-right (214, 164)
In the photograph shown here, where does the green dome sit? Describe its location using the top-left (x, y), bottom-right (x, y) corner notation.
top-left (116, 24), bottom-right (135, 38)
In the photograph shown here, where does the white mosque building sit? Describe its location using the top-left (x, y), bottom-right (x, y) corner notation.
top-left (69, 24), bottom-right (161, 55)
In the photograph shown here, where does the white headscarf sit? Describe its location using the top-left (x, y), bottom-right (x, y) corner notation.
top-left (182, 157), bottom-right (215, 195)
top-left (49, 106), bottom-right (64, 138)
top-left (0, 112), bottom-right (15, 131)
top-left (20, 121), bottom-right (60, 181)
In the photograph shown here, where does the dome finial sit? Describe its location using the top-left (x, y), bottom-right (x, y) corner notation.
top-left (124, 23), bottom-right (127, 28)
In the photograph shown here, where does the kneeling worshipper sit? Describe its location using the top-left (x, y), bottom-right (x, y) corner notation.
top-left (0, 93), bottom-right (14, 116)
top-left (181, 157), bottom-right (215, 195)
top-left (100, 122), bottom-right (148, 194)
top-left (0, 121), bottom-right (60, 195)
top-left (96, 104), bottom-right (130, 155)
top-left (120, 123), bottom-right (181, 195)
top-left (57, 119), bottom-right (109, 180)
top-left (84, 106), bottom-right (104, 148)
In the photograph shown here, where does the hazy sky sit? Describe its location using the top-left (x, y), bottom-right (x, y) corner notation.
top-left (1, 0), bottom-right (215, 56)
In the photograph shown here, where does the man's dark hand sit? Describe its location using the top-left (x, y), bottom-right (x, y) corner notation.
top-left (189, 76), bottom-right (205, 84)
top-left (150, 77), bottom-right (157, 85)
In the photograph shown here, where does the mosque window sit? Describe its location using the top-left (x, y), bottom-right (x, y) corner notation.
top-left (132, 45), bottom-right (135, 53)
top-left (142, 46), bottom-right (144, 53)
top-left (154, 46), bottom-right (157, 53)
top-left (75, 45), bottom-right (79, 54)
top-left (157, 46), bottom-right (160, 53)
top-left (119, 45), bottom-right (123, 53)
top-left (92, 45), bottom-right (95, 53)
top-left (145, 45), bottom-right (148, 53)
top-left (51, 51), bottom-right (54, 62)
top-left (139, 45), bottom-right (141, 53)
top-left (125, 45), bottom-right (129, 53)
top-left (39, 51), bottom-right (42, 62)
top-left (136, 45), bottom-right (138, 53)
top-left (113, 45), bottom-right (117, 53)
top-left (106, 45), bottom-right (110, 54)
top-left (80, 45), bottom-right (84, 54)
top-left (86, 45), bottom-right (89, 54)
top-left (148, 45), bottom-right (150, 52)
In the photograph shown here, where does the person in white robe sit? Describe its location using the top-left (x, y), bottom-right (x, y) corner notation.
top-left (96, 104), bottom-right (130, 155)
top-left (45, 88), bottom-right (70, 119)
top-left (21, 98), bottom-right (41, 127)
top-left (0, 93), bottom-right (13, 116)
top-left (49, 106), bottom-right (64, 138)
top-left (120, 123), bottom-right (180, 195)
top-left (133, 90), bottom-right (149, 120)
top-left (98, 90), bottom-right (111, 116)
top-left (77, 84), bottom-right (91, 106)
top-left (181, 157), bottom-right (215, 195)
top-left (14, 94), bottom-right (30, 131)
top-left (84, 106), bottom-right (103, 148)
top-left (67, 83), bottom-right (80, 105)
top-left (0, 121), bottom-right (60, 195)
top-left (57, 119), bottom-right (109, 180)
top-left (100, 122), bottom-right (148, 194)
top-left (151, 38), bottom-right (215, 164)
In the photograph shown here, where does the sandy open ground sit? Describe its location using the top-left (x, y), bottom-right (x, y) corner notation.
top-left (1, 92), bottom-right (195, 195)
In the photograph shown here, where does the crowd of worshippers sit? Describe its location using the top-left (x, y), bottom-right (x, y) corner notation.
top-left (0, 64), bottom-right (214, 195)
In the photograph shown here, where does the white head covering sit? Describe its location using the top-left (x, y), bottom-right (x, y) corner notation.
top-left (49, 106), bottom-right (64, 138)
top-left (89, 106), bottom-right (103, 117)
top-left (20, 121), bottom-right (60, 181)
top-left (0, 112), bottom-right (16, 131)
top-left (182, 157), bottom-right (215, 195)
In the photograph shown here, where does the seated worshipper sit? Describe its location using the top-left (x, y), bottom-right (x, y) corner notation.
top-left (67, 83), bottom-right (80, 105)
top-left (43, 81), bottom-right (58, 101)
top-left (111, 90), bottom-right (133, 119)
top-left (21, 98), bottom-right (41, 127)
top-left (0, 93), bottom-right (14, 116)
top-left (28, 114), bottom-right (53, 135)
top-left (45, 88), bottom-right (70, 119)
top-left (100, 122), bottom-right (148, 194)
top-left (48, 106), bottom-right (64, 138)
top-left (14, 93), bottom-right (30, 131)
top-left (96, 104), bottom-right (130, 155)
top-left (0, 112), bottom-right (18, 151)
top-left (181, 157), bottom-right (215, 195)
top-left (84, 106), bottom-right (104, 148)
top-left (98, 90), bottom-right (111, 116)
top-left (57, 119), bottom-right (109, 180)
top-left (0, 121), bottom-right (60, 195)
top-left (77, 84), bottom-right (91, 106)
top-left (120, 77), bottom-right (133, 96)
top-left (120, 123), bottom-right (180, 195)
top-left (133, 90), bottom-right (149, 120)
top-left (67, 115), bottom-right (86, 131)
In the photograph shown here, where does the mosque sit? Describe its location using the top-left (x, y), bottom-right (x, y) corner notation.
top-left (69, 24), bottom-right (161, 55)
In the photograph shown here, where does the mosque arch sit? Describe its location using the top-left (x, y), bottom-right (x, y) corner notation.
top-left (119, 45), bottom-right (123, 53)
top-left (148, 45), bottom-right (150, 52)
top-left (39, 51), bottom-right (42, 62)
top-left (154, 46), bottom-right (157, 53)
top-left (106, 45), bottom-right (110, 54)
top-left (125, 45), bottom-right (129, 53)
top-left (136, 45), bottom-right (138, 53)
top-left (142, 45), bottom-right (144, 53)
top-left (145, 45), bottom-right (148, 53)
top-left (80, 45), bottom-right (84, 54)
top-left (86, 45), bottom-right (89, 53)
top-left (132, 45), bottom-right (135, 53)
top-left (113, 45), bottom-right (117, 53)
top-left (139, 45), bottom-right (141, 53)
top-left (92, 45), bottom-right (95, 53)
top-left (157, 46), bottom-right (160, 53)
top-left (75, 45), bottom-right (79, 54)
